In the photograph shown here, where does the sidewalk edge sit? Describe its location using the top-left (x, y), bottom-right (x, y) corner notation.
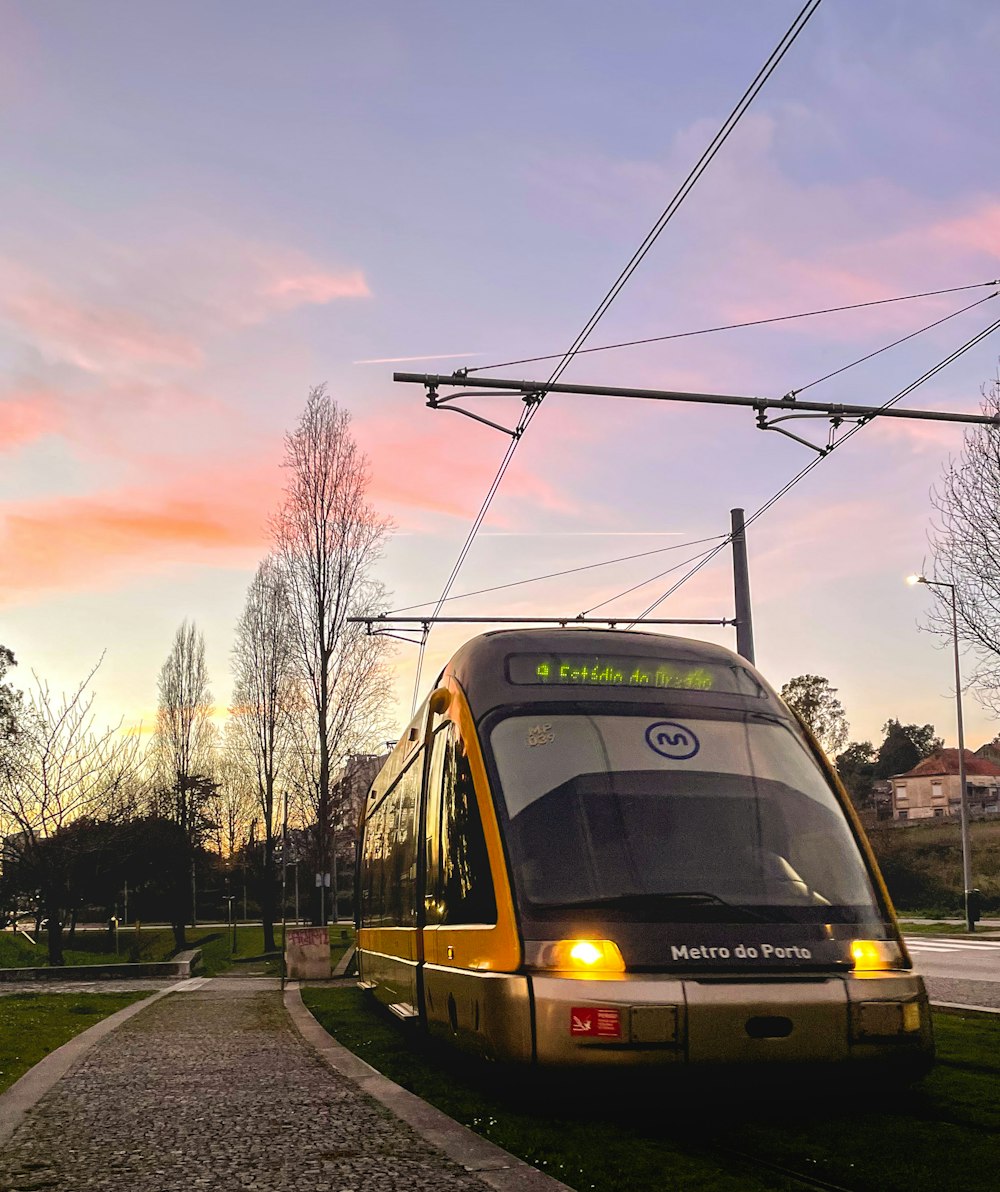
top-left (0, 984), bottom-right (179, 1145)
top-left (284, 984), bottom-right (570, 1192)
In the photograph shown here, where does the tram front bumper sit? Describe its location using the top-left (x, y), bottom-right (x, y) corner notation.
top-left (530, 972), bottom-right (932, 1067)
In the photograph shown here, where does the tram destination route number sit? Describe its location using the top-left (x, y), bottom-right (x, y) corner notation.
top-left (506, 652), bottom-right (762, 695)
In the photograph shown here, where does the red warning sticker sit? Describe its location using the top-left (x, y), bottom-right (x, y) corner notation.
top-left (570, 1006), bottom-right (622, 1038)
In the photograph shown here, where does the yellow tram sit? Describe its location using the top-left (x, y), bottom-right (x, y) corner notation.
top-left (356, 629), bottom-right (933, 1071)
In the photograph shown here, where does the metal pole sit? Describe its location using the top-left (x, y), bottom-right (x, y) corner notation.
top-left (730, 508), bottom-right (755, 664)
top-left (950, 587), bottom-right (974, 931)
top-left (911, 575), bottom-right (975, 930)
top-left (281, 791), bottom-right (288, 991)
top-left (332, 832), bottom-right (339, 925)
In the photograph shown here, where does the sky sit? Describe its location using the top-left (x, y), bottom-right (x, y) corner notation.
top-left (2, 0), bottom-right (999, 754)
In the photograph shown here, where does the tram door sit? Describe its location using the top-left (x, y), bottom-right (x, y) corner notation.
top-left (421, 712), bottom-right (524, 1053)
top-left (357, 746), bottom-right (423, 1015)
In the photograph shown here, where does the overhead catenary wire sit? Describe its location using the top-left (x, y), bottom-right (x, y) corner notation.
top-left (582, 543), bottom-right (729, 616)
top-left (386, 533), bottom-right (726, 615)
top-left (469, 280), bottom-right (1000, 375)
top-left (623, 312), bottom-right (1000, 625)
top-left (409, 0), bottom-right (823, 711)
top-left (788, 289), bottom-right (998, 397)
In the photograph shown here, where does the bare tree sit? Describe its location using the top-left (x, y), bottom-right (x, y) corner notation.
top-left (230, 556), bottom-right (296, 950)
top-left (153, 620), bottom-right (215, 926)
top-left (214, 720), bottom-right (259, 859)
top-left (272, 385), bottom-right (392, 923)
top-left (0, 648), bottom-right (24, 808)
top-left (926, 377), bottom-right (1000, 714)
top-left (0, 659), bottom-right (140, 963)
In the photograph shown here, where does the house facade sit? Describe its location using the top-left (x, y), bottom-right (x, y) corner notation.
top-left (891, 749), bottom-right (1000, 821)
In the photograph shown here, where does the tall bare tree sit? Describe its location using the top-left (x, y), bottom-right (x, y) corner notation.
top-left (0, 659), bottom-right (140, 963)
top-left (153, 620), bottom-right (215, 926)
top-left (0, 647), bottom-right (23, 801)
top-left (272, 385), bottom-right (392, 923)
top-left (926, 377), bottom-right (1000, 714)
top-left (230, 556), bottom-right (295, 949)
top-left (214, 720), bottom-right (259, 859)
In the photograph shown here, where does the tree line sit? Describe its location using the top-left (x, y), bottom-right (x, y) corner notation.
top-left (0, 387), bottom-right (393, 964)
top-left (779, 672), bottom-right (952, 809)
top-left (4, 372), bottom-right (1000, 958)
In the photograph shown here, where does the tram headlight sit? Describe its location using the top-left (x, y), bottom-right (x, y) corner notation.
top-left (850, 939), bottom-right (904, 971)
top-left (528, 939), bottom-right (627, 975)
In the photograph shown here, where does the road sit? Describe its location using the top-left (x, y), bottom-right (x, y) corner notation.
top-left (904, 933), bottom-right (1000, 1010)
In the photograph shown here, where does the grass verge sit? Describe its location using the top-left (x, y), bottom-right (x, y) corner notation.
top-left (0, 991), bottom-right (147, 1094)
top-left (198, 924), bottom-right (355, 976)
top-left (302, 986), bottom-right (1000, 1192)
top-left (1, 923), bottom-right (355, 976)
top-left (897, 919), bottom-right (988, 936)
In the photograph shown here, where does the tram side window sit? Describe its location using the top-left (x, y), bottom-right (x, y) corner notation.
top-left (436, 727), bottom-right (497, 925)
top-left (387, 756), bottom-right (421, 927)
top-left (424, 729), bottom-right (448, 924)
top-left (361, 802), bottom-right (387, 927)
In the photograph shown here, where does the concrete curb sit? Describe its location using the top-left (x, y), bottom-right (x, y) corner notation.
top-left (932, 1000), bottom-right (1000, 1016)
top-left (284, 984), bottom-right (570, 1192)
top-left (0, 982), bottom-right (187, 1146)
top-left (332, 943), bottom-right (357, 978)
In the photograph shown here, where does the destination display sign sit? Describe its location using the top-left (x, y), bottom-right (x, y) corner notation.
top-left (506, 652), bottom-right (762, 696)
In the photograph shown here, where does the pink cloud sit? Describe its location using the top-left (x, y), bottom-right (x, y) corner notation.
top-left (720, 196), bottom-right (1000, 344)
top-left (0, 236), bottom-right (371, 386)
top-left (532, 117), bottom-right (995, 364)
top-left (0, 389), bottom-right (63, 451)
top-left (266, 270), bottom-right (370, 305)
top-left (358, 408), bottom-right (585, 526)
top-left (0, 263), bottom-right (203, 374)
top-left (0, 371), bottom-right (240, 469)
top-left (748, 493), bottom-right (925, 601)
top-left (0, 453), bottom-right (285, 603)
top-left (919, 201), bottom-right (1000, 261)
top-left (875, 414), bottom-right (980, 454)
top-left (720, 260), bottom-right (898, 325)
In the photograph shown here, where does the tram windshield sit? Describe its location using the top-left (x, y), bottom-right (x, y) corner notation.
top-left (488, 712), bottom-right (883, 925)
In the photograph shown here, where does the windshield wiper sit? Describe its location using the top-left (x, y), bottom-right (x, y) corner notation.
top-left (533, 891), bottom-right (776, 922)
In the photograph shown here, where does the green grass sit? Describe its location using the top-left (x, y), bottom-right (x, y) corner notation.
top-left (897, 919), bottom-right (987, 935)
top-left (301, 987), bottom-right (1000, 1192)
top-left (870, 818), bottom-right (1000, 912)
top-left (0, 926), bottom-right (189, 968)
top-left (199, 923), bottom-right (355, 977)
top-left (1, 922), bottom-right (356, 975)
top-left (0, 991), bottom-right (147, 1093)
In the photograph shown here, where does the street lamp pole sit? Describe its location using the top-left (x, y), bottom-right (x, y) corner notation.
top-left (907, 575), bottom-right (974, 931)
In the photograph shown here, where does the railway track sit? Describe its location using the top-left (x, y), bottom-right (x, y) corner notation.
top-left (712, 1145), bottom-right (862, 1192)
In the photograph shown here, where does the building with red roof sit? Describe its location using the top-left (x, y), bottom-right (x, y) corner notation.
top-left (891, 749), bottom-right (1000, 821)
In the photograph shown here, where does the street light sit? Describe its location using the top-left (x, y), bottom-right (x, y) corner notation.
top-left (906, 574), bottom-right (974, 931)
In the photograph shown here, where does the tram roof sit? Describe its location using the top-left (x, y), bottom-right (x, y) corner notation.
top-left (440, 627), bottom-right (781, 720)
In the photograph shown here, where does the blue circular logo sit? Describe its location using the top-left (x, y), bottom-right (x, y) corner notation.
top-left (645, 721), bottom-right (700, 760)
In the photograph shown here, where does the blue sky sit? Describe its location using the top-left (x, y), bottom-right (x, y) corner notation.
top-left (2, 1), bottom-right (999, 751)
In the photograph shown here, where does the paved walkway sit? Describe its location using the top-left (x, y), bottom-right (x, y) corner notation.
top-left (0, 976), bottom-right (174, 996)
top-left (0, 979), bottom-right (547, 1192)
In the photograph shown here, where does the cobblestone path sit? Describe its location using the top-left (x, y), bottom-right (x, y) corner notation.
top-left (0, 982), bottom-right (492, 1192)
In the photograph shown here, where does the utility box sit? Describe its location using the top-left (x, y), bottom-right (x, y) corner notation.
top-left (285, 927), bottom-right (331, 980)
